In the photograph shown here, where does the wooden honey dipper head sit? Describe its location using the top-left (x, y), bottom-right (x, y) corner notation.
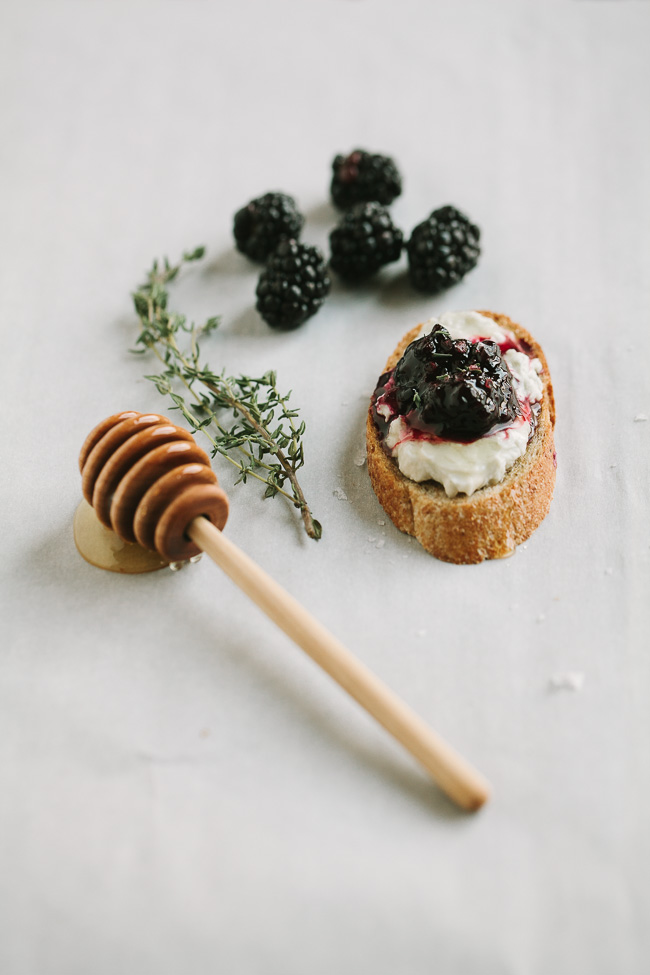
top-left (79, 411), bottom-right (229, 562)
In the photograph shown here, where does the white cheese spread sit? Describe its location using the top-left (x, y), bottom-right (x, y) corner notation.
top-left (503, 348), bottom-right (543, 403)
top-left (420, 309), bottom-right (509, 344)
top-left (384, 311), bottom-right (543, 498)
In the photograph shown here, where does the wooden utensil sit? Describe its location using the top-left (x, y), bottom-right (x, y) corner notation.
top-left (79, 410), bottom-right (491, 811)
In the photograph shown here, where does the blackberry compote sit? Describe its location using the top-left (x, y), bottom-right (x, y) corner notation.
top-left (375, 324), bottom-right (520, 441)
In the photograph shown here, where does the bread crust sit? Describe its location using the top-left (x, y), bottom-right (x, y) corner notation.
top-left (366, 311), bottom-right (556, 564)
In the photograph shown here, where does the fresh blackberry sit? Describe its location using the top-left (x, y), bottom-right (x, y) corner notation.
top-left (330, 149), bottom-right (402, 209)
top-left (407, 205), bottom-right (480, 293)
top-left (392, 324), bottom-right (519, 440)
top-left (256, 239), bottom-right (330, 330)
top-left (329, 203), bottom-right (403, 281)
top-left (233, 192), bottom-right (304, 262)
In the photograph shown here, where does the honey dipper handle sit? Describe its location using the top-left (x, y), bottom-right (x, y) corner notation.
top-left (187, 517), bottom-right (490, 811)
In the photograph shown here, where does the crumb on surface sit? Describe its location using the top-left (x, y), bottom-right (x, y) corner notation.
top-left (549, 672), bottom-right (585, 692)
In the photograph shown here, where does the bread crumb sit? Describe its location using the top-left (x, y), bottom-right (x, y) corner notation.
top-left (353, 448), bottom-right (367, 467)
top-left (549, 672), bottom-right (585, 692)
top-left (199, 728), bottom-right (211, 739)
top-left (634, 413), bottom-right (648, 422)
top-left (377, 519), bottom-right (385, 526)
top-left (375, 539), bottom-right (385, 549)
top-left (332, 488), bottom-right (348, 501)
top-left (367, 535), bottom-right (376, 543)
top-left (536, 613), bottom-right (546, 623)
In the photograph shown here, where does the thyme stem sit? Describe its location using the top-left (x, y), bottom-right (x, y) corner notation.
top-left (131, 247), bottom-right (322, 540)
top-left (201, 376), bottom-right (316, 540)
top-left (147, 340), bottom-right (298, 505)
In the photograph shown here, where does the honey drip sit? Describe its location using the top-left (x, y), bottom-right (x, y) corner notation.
top-left (73, 498), bottom-right (169, 574)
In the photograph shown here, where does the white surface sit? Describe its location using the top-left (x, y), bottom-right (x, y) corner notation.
top-left (1, 2), bottom-right (649, 973)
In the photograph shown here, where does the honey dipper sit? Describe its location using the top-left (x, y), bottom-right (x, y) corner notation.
top-left (78, 410), bottom-right (491, 811)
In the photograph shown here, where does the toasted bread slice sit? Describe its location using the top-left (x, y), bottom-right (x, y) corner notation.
top-left (366, 311), bottom-right (556, 563)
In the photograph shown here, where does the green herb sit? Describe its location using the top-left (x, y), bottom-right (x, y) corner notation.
top-left (130, 247), bottom-right (322, 540)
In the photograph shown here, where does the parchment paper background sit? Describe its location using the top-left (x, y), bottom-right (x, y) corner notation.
top-left (1, 2), bottom-right (649, 972)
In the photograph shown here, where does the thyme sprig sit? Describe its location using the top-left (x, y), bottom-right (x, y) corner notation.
top-left (130, 247), bottom-right (322, 540)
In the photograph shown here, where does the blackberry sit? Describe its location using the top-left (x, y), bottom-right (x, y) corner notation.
top-left (329, 203), bottom-right (403, 281)
top-left (330, 149), bottom-right (402, 209)
top-left (256, 239), bottom-right (330, 330)
top-left (407, 205), bottom-right (480, 293)
top-left (392, 324), bottom-right (519, 440)
top-left (233, 192), bottom-right (304, 262)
